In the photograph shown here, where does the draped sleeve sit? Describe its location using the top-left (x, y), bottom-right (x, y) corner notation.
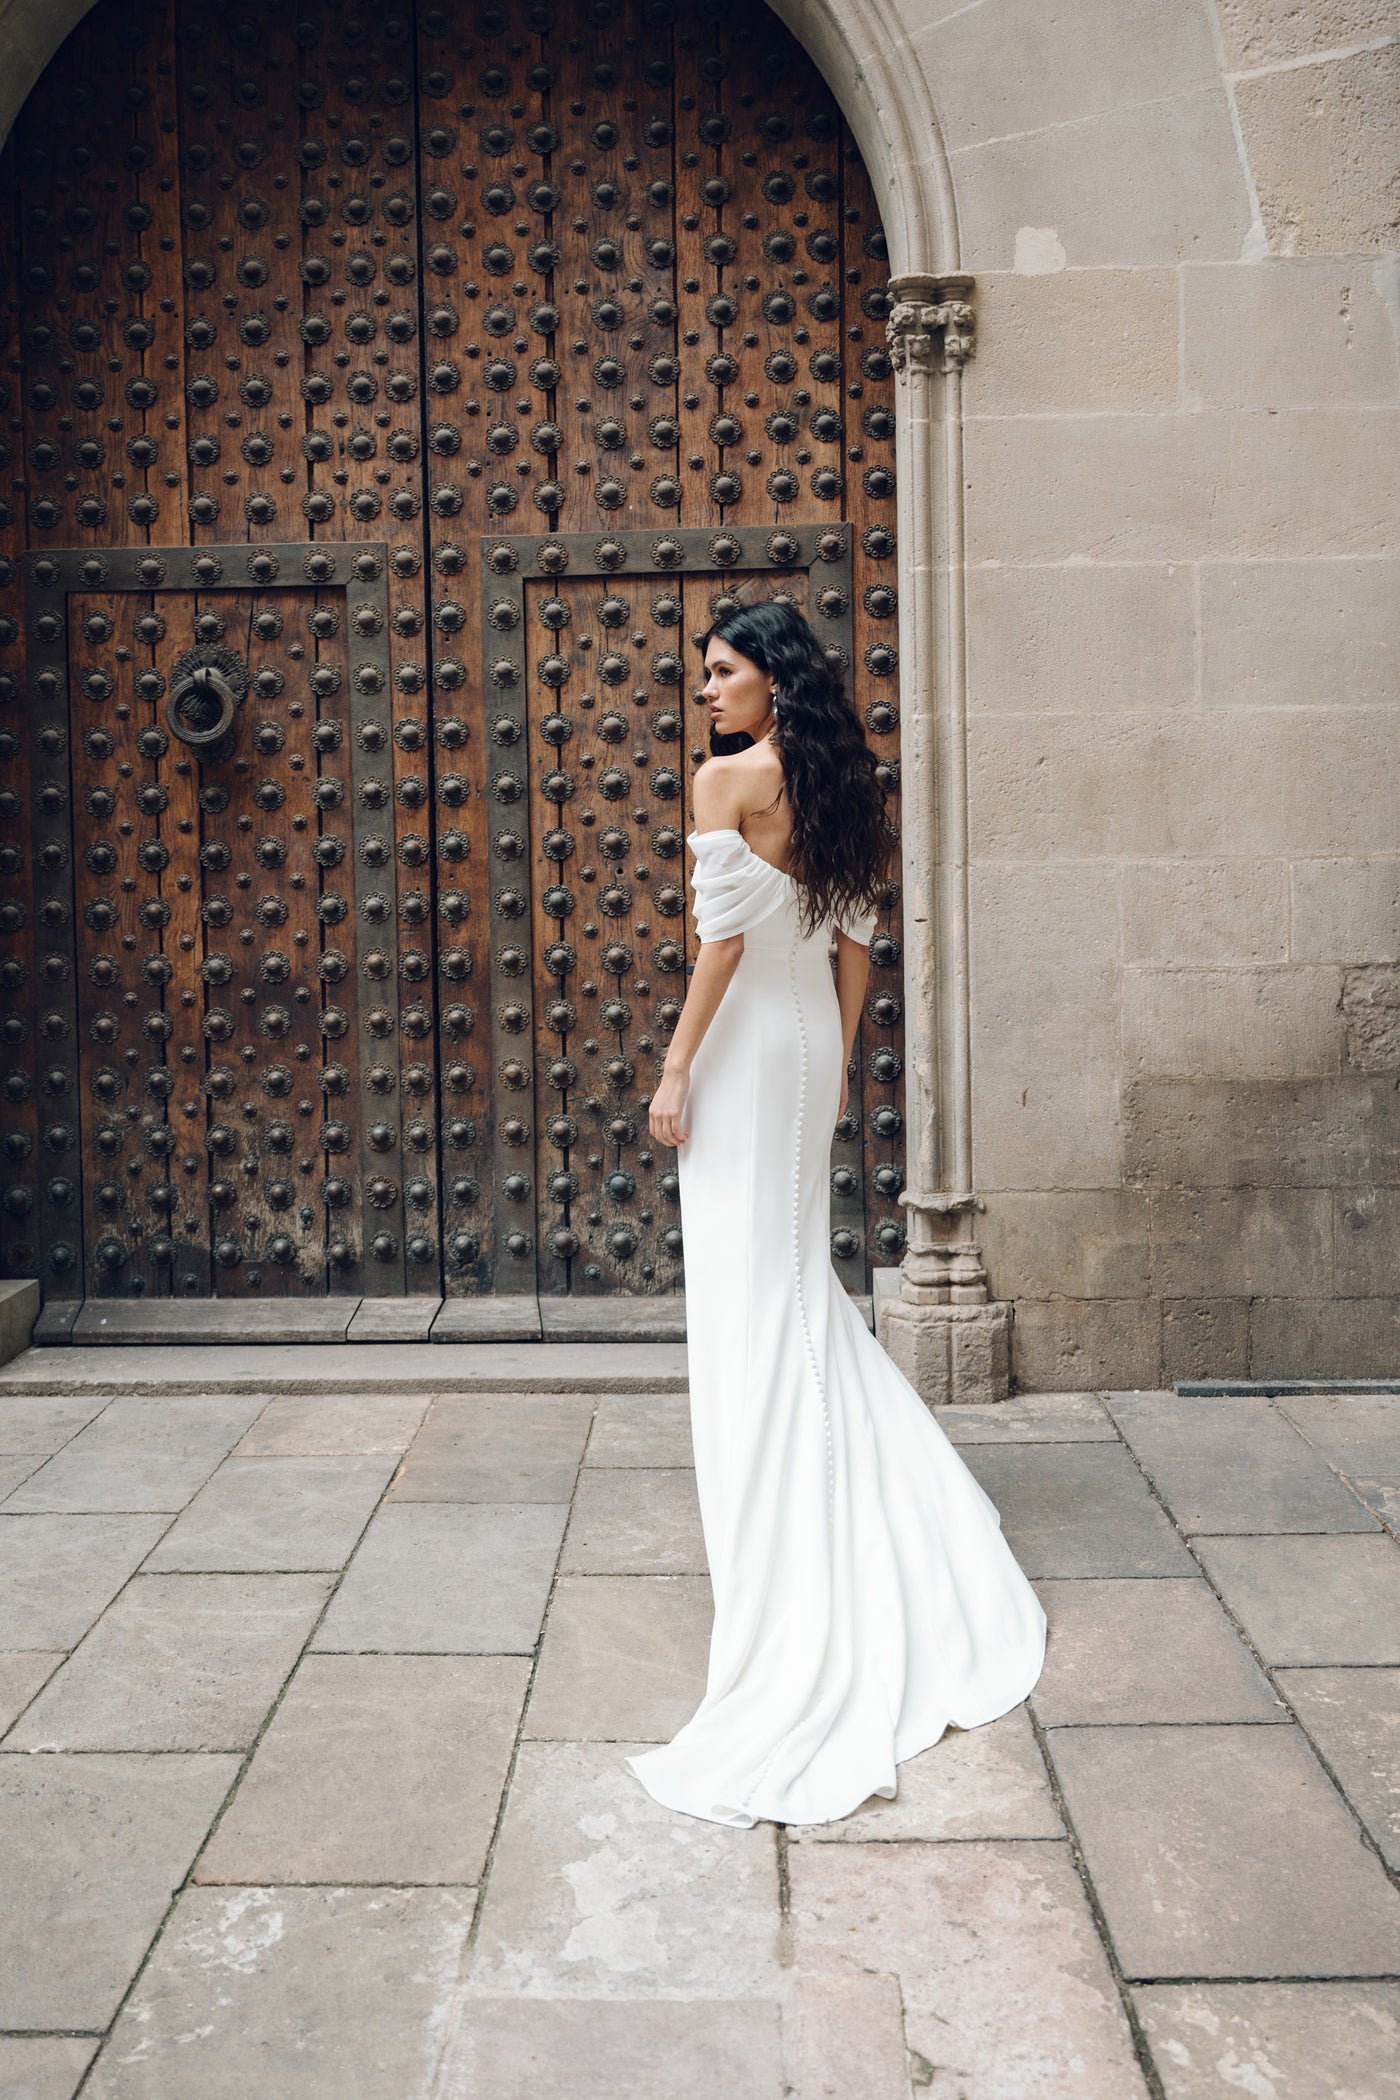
top-left (833, 898), bottom-right (877, 946)
top-left (687, 828), bottom-right (791, 940)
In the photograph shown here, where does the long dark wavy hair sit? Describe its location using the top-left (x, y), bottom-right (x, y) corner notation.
top-left (696, 599), bottom-right (892, 939)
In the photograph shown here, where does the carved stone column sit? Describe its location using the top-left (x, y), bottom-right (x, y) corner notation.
top-left (876, 275), bottom-right (1011, 1405)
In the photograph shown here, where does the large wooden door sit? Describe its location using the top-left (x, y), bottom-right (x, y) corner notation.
top-left (0, 0), bottom-right (905, 1306)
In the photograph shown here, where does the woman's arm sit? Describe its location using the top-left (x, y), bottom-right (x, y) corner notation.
top-left (647, 933), bottom-right (743, 1147)
top-left (833, 926), bottom-right (870, 1124)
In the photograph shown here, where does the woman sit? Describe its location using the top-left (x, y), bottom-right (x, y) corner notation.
top-left (625, 600), bottom-right (1046, 1829)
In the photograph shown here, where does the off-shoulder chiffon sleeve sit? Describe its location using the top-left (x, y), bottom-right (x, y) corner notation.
top-left (833, 899), bottom-right (877, 946)
top-left (687, 828), bottom-right (791, 940)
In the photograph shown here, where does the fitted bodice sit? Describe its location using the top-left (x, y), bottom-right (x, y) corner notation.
top-left (687, 828), bottom-right (876, 948)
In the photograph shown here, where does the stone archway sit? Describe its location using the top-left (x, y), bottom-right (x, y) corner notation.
top-left (0, 0), bottom-right (997, 1357)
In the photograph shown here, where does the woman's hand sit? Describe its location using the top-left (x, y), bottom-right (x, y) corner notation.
top-left (649, 1063), bottom-right (691, 1148)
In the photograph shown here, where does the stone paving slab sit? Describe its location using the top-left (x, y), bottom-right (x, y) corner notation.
top-left (1, 1395), bottom-right (267, 1514)
top-left (938, 1391), bottom-right (1118, 1442)
top-left (233, 1390), bottom-right (431, 1457)
top-left (786, 1706), bottom-right (1064, 1843)
top-left (72, 1300), bottom-right (355, 1346)
top-left (347, 1297), bottom-right (442, 1342)
top-left (7, 1573), bottom-right (334, 1752)
top-left (0, 2036), bottom-right (99, 2100)
top-left (0, 1343), bottom-right (689, 1395)
top-left (583, 1392), bottom-right (695, 1468)
top-left (524, 1574), bottom-right (712, 1741)
top-left (1133, 1980), bottom-right (1400, 2100)
top-left (1047, 1722), bottom-right (1400, 1978)
top-left (1353, 1476), bottom-right (1400, 1526)
top-left (787, 1838), bottom-right (1149, 2100)
top-left (958, 1443), bottom-right (1195, 1575)
top-left (1194, 1533), bottom-right (1400, 1664)
top-left (1276, 1393), bottom-right (1400, 1476)
top-left (0, 1513), bottom-right (168, 1651)
top-left (197, 1654), bottom-right (530, 1887)
top-left (81, 1886), bottom-right (475, 2100)
top-left (0, 1751), bottom-right (239, 2029)
top-left (1103, 1395), bottom-right (1379, 1533)
top-left (1029, 1576), bottom-right (1287, 1726)
top-left (143, 1454), bottom-right (397, 1573)
top-left (0, 1650), bottom-right (62, 1734)
top-left (783, 1973), bottom-right (911, 2100)
top-left (0, 1393), bottom-right (107, 1455)
top-left (0, 1454), bottom-right (38, 1500)
top-left (386, 1393), bottom-right (594, 1503)
top-left (311, 1502), bottom-right (567, 1654)
top-left (561, 1466), bottom-right (708, 1575)
top-left (464, 1739), bottom-right (782, 1999)
top-left (437, 1996), bottom-right (785, 2100)
top-left (1275, 1666), bottom-right (1400, 1870)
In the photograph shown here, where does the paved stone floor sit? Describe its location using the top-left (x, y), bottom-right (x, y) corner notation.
top-left (0, 1381), bottom-right (1398, 2099)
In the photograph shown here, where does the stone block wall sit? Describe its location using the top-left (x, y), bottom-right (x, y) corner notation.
top-left (910, 0), bottom-right (1400, 1385)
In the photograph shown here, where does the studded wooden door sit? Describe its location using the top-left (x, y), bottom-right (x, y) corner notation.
top-left (0, 0), bottom-right (905, 1306)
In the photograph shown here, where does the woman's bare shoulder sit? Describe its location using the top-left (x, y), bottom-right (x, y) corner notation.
top-left (693, 746), bottom-right (783, 826)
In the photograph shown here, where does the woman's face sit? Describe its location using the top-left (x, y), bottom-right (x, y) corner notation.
top-left (701, 636), bottom-right (776, 739)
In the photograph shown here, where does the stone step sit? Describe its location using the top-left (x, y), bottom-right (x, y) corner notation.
top-left (0, 1341), bottom-right (690, 1398)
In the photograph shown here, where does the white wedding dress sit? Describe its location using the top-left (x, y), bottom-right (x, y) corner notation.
top-left (624, 828), bottom-right (1047, 1829)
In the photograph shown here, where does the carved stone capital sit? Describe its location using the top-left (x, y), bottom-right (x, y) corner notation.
top-left (886, 273), bottom-right (976, 378)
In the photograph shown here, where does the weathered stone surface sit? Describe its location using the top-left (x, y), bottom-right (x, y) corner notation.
top-left (561, 1467), bottom-right (707, 1575)
top-left (966, 560), bottom-right (1195, 715)
top-left (783, 1973), bottom-right (910, 2100)
top-left (538, 1297), bottom-right (687, 1342)
top-left (979, 1191), bottom-right (1150, 1300)
top-left (311, 1503), bottom-right (567, 1655)
top-left (965, 409), bottom-right (1399, 568)
top-left (0, 1649), bottom-right (61, 1734)
top-left (1217, 0), bottom-right (1395, 70)
top-left (951, 89), bottom-right (1253, 270)
top-left (1203, 555), bottom-right (1400, 712)
top-left (1195, 1534), bottom-right (1400, 1664)
top-left (7, 1574), bottom-right (333, 1751)
top-left (1276, 1393), bottom-right (1400, 1475)
top-left (0, 1455), bottom-right (37, 1500)
top-left (144, 1455), bottom-right (396, 1573)
top-left (788, 1706), bottom-right (1062, 1844)
top-left (1185, 261), bottom-right (1400, 411)
top-left (1249, 1296), bottom-right (1400, 1380)
top-left (0, 1343), bottom-right (689, 1398)
top-left (72, 1301), bottom-right (352, 1345)
top-left (2, 1396), bottom-right (267, 1514)
top-left (1134, 1979), bottom-right (1400, 2100)
top-left (970, 706), bottom-right (1396, 865)
top-left (466, 1740), bottom-right (781, 1998)
top-left (1149, 1188), bottom-right (1334, 1298)
top-left (1029, 1578), bottom-right (1286, 1726)
top-left (938, 1390), bottom-right (1116, 1443)
top-left (960, 1443), bottom-right (1194, 1576)
top-left (0, 1280), bottom-right (38, 1370)
top-left (1104, 1393), bottom-right (1378, 1531)
top-left (0, 1513), bottom-right (167, 1650)
top-left (1341, 964), bottom-right (1400, 1074)
top-left (1122, 861), bottom-right (1289, 966)
top-left (788, 1839), bottom-right (1149, 2098)
top-left (1293, 855), bottom-right (1400, 969)
top-left (880, 1298), bottom-right (1013, 1408)
top-left (387, 1393), bottom-right (594, 1504)
top-left (82, 1887), bottom-right (474, 2100)
top-left (1234, 47), bottom-right (1400, 255)
top-left (1008, 1299), bottom-right (1163, 1401)
top-left (438, 1996), bottom-right (785, 2100)
top-left (1275, 1666), bottom-right (1400, 1869)
top-left (1048, 1722), bottom-right (1400, 1978)
top-left (431, 1298), bottom-right (543, 1342)
top-left (197, 1654), bottom-right (529, 1886)
top-left (234, 1391), bottom-right (431, 1457)
top-left (0, 2036), bottom-right (98, 2099)
top-left (1161, 1298), bottom-right (1251, 1383)
top-left (1124, 971), bottom-right (1343, 1084)
top-left (967, 269), bottom-right (1179, 415)
top-left (584, 1393), bottom-right (695, 1468)
top-left (0, 1394), bottom-right (105, 1455)
top-left (1334, 1188), bottom-right (1400, 1296)
top-left (1125, 1076), bottom-right (1400, 1190)
top-left (0, 1752), bottom-right (238, 2029)
top-left (346, 1298), bottom-right (442, 1342)
top-left (524, 1575), bottom-right (710, 1742)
